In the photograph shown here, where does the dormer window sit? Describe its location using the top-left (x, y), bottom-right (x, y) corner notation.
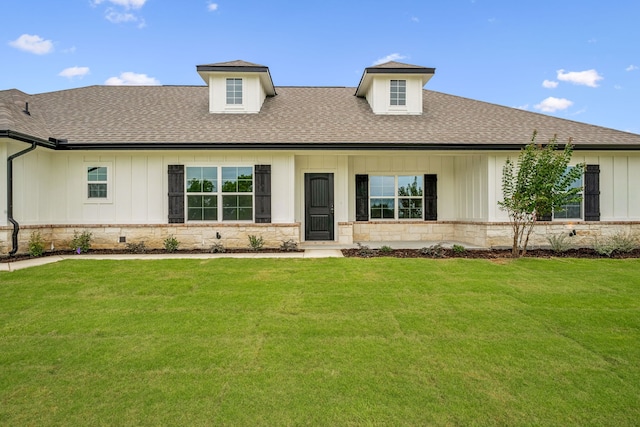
top-left (226, 78), bottom-right (243, 105)
top-left (355, 61), bottom-right (435, 115)
top-left (390, 80), bottom-right (406, 106)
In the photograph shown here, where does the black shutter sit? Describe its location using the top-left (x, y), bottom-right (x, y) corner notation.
top-left (254, 165), bottom-right (271, 223)
top-left (355, 174), bottom-right (369, 221)
top-left (584, 164), bottom-right (600, 221)
top-left (168, 165), bottom-right (185, 224)
top-left (424, 174), bottom-right (437, 220)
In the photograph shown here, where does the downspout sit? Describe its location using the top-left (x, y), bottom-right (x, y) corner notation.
top-left (7, 141), bottom-right (37, 256)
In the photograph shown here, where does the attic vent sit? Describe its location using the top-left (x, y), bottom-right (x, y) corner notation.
top-left (23, 102), bottom-right (31, 116)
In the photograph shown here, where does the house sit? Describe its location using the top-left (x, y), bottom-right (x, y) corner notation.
top-left (2, 60), bottom-right (640, 255)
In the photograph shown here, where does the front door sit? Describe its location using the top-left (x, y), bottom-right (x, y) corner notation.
top-left (305, 173), bottom-right (334, 241)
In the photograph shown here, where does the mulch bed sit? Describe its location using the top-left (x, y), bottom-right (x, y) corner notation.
top-left (3, 247), bottom-right (640, 263)
top-left (341, 247), bottom-right (640, 259)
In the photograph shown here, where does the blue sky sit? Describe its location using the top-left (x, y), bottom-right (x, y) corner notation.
top-left (4, 0), bottom-right (639, 134)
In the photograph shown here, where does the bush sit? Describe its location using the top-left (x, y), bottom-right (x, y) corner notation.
top-left (452, 244), bottom-right (466, 254)
top-left (547, 233), bottom-right (573, 253)
top-left (280, 239), bottom-right (298, 252)
top-left (28, 231), bottom-right (45, 257)
top-left (356, 243), bottom-right (373, 257)
top-left (379, 245), bottom-right (393, 254)
top-left (593, 232), bottom-right (638, 257)
top-left (70, 230), bottom-right (92, 254)
top-left (125, 241), bottom-right (147, 254)
top-left (420, 243), bottom-right (445, 258)
top-left (210, 242), bottom-right (226, 253)
top-left (163, 235), bottom-right (180, 253)
top-left (248, 235), bottom-right (264, 251)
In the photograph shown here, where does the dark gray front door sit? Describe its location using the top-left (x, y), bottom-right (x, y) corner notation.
top-left (305, 173), bottom-right (334, 241)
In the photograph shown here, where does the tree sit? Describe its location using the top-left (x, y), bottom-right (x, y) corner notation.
top-left (499, 131), bottom-right (584, 257)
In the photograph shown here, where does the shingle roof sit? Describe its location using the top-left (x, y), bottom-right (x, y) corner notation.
top-left (2, 84), bottom-right (639, 149)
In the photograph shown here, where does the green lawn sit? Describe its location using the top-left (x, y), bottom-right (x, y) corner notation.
top-left (1, 258), bottom-right (639, 426)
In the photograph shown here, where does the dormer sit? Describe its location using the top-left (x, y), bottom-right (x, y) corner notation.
top-left (196, 60), bottom-right (276, 114)
top-left (355, 61), bottom-right (435, 115)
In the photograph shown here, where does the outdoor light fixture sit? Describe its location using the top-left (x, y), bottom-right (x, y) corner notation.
top-left (216, 232), bottom-right (221, 239)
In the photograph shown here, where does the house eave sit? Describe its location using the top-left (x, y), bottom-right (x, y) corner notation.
top-left (52, 141), bottom-right (640, 151)
top-left (0, 129), bottom-right (58, 149)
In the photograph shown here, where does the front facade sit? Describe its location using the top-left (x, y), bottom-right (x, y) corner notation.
top-left (2, 60), bottom-right (640, 254)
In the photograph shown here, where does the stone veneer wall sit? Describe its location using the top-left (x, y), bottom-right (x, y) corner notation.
top-left (352, 221), bottom-right (640, 248)
top-left (0, 223), bottom-right (300, 255)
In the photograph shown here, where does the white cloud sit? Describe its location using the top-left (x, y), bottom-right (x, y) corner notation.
top-left (542, 80), bottom-right (558, 89)
top-left (373, 53), bottom-right (407, 65)
top-left (534, 97), bottom-right (573, 113)
top-left (8, 34), bottom-right (54, 55)
top-left (614, 84), bottom-right (622, 90)
top-left (626, 64), bottom-right (638, 72)
top-left (411, 16), bottom-right (419, 22)
top-left (556, 69), bottom-right (603, 87)
top-left (105, 9), bottom-right (137, 23)
top-left (515, 104), bottom-right (529, 110)
top-left (207, 3), bottom-right (219, 11)
top-left (93, 0), bottom-right (147, 9)
top-left (59, 66), bottom-right (90, 79)
top-left (105, 72), bottom-right (160, 86)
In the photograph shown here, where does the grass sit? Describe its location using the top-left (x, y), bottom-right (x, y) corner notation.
top-left (1, 258), bottom-right (639, 426)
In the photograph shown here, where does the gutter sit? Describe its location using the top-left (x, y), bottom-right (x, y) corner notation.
top-left (6, 140), bottom-right (37, 256)
top-left (53, 141), bottom-right (640, 151)
top-left (1, 130), bottom-right (54, 257)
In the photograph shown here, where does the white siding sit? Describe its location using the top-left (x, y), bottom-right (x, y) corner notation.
top-left (454, 155), bottom-right (488, 221)
top-left (489, 152), bottom-right (640, 222)
top-left (365, 75), bottom-right (424, 115)
top-left (207, 73), bottom-right (266, 114)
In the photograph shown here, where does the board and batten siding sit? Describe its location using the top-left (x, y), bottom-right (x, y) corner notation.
top-left (489, 153), bottom-right (640, 222)
top-left (348, 153), bottom-right (457, 221)
top-left (8, 151), bottom-right (296, 225)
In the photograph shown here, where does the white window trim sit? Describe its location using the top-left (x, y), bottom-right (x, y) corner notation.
top-left (84, 162), bottom-right (113, 204)
top-left (369, 174), bottom-right (424, 220)
top-left (225, 78), bottom-right (244, 107)
top-left (185, 165), bottom-right (255, 223)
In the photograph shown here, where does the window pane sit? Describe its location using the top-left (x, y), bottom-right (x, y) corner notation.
top-left (399, 199), bottom-right (423, 219)
top-left (187, 167), bottom-right (217, 193)
top-left (88, 183), bottom-right (107, 198)
top-left (370, 176), bottom-right (394, 197)
top-left (88, 167), bottom-right (107, 182)
top-left (398, 176), bottom-right (423, 196)
top-left (370, 198), bottom-right (394, 219)
top-left (222, 195), bottom-right (253, 221)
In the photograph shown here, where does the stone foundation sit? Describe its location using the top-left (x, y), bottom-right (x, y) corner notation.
top-left (351, 221), bottom-right (640, 248)
top-left (1, 223), bottom-right (301, 255)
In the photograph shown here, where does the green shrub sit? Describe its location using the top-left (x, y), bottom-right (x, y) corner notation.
top-left (28, 231), bottom-right (45, 257)
top-left (547, 233), bottom-right (573, 253)
top-left (70, 230), bottom-right (92, 254)
top-left (593, 232), bottom-right (638, 257)
top-left (125, 241), bottom-right (147, 254)
top-left (356, 243), bottom-right (373, 257)
top-left (248, 235), bottom-right (264, 251)
top-left (379, 245), bottom-right (393, 254)
top-left (210, 242), bottom-right (226, 253)
top-left (420, 243), bottom-right (445, 258)
top-left (452, 244), bottom-right (466, 254)
top-left (163, 235), bottom-right (180, 253)
top-left (280, 239), bottom-right (298, 252)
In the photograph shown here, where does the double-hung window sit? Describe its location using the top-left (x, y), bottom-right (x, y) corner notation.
top-left (390, 79), bottom-right (406, 106)
top-left (186, 166), bottom-right (253, 221)
top-left (85, 164), bottom-right (112, 202)
top-left (226, 78), bottom-right (243, 105)
top-left (187, 167), bottom-right (218, 221)
top-left (370, 175), bottom-right (423, 219)
top-left (554, 167), bottom-right (583, 220)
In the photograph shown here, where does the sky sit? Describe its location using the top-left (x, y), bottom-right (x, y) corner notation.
top-left (3, 0), bottom-right (640, 134)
